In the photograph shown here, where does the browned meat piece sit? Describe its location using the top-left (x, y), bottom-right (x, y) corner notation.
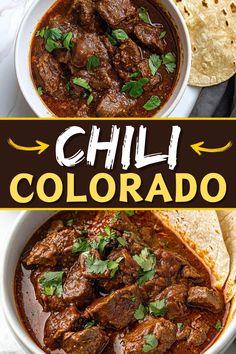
top-left (76, 104), bottom-right (90, 117)
top-left (134, 23), bottom-right (167, 53)
top-left (141, 277), bottom-right (167, 302)
top-left (48, 219), bottom-right (65, 233)
top-left (177, 318), bottom-right (210, 347)
top-left (71, 33), bottom-right (109, 68)
top-left (137, 58), bottom-right (162, 88)
top-left (97, 0), bottom-right (136, 28)
top-left (54, 49), bottom-right (72, 65)
top-left (187, 286), bottom-right (225, 313)
top-left (24, 228), bottom-right (78, 267)
top-left (101, 36), bottom-right (116, 56)
top-left (37, 53), bottom-right (67, 98)
top-left (44, 305), bottom-right (82, 348)
top-left (113, 39), bottom-right (141, 71)
top-left (156, 284), bottom-right (188, 319)
top-left (117, 14), bottom-right (139, 33)
top-left (182, 265), bottom-right (203, 283)
top-left (187, 319), bottom-right (210, 347)
top-left (31, 269), bottom-right (65, 312)
top-left (98, 249), bottom-right (139, 291)
top-left (155, 250), bottom-right (182, 280)
top-left (123, 317), bottom-right (176, 353)
top-left (75, 68), bottom-right (113, 91)
top-left (63, 258), bottom-right (95, 307)
top-left (62, 327), bottom-right (109, 354)
top-left (86, 284), bottom-right (142, 329)
top-left (48, 15), bottom-right (80, 35)
top-left (94, 211), bottom-right (138, 234)
top-left (70, 0), bottom-right (95, 26)
top-left (96, 89), bottom-right (136, 117)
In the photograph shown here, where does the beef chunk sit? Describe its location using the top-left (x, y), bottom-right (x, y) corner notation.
top-left (113, 39), bottom-right (141, 72)
top-left (187, 319), bottom-right (210, 347)
top-left (86, 284), bottom-right (142, 329)
top-left (123, 317), bottom-right (176, 353)
top-left (37, 53), bottom-right (67, 98)
top-left (134, 23), bottom-right (167, 53)
top-left (74, 67), bottom-right (113, 91)
top-left (187, 286), bottom-right (224, 313)
top-left (177, 319), bottom-right (210, 347)
top-left (99, 249), bottom-right (139, 291)
top-left (94, 211), bottom-right (138, 234)
top-left (155, 250), bottom-right (182, 280)
top-left (48, 219), bottom-right (64, 233)
top-left (54, 49), bottom-right (72, 65)
top-left (156, 284), bottom-right (188, 319)
top-left (62, 327), bottom-right (109, 354)
top-left (141, 277), bottom-right (167, 302)
top-left (70, 0), bottom-right (95, 26)
top-left (48, 15), bottom-right (80, 35)
top-left (71, 33), bottom-right (109, 68)
top-left (182, 265), bottom-right (203, 283)
top-left (101, 35), bottom-right (116, 56)
top-left (25, 228), bottom-right (78, 267)
top-left (63, 258), bottom-right (95, 307)
top-left (44, 305), bottom-right (82, 348)
top-left (31, 269), bottom-right (65, 312)
top-left (96, 89), bottom-right (136, 116)
top-left (76, 103), bottom-right (90, 117)
top-left (97, 0), bottom-right (136, 28)
top-left (137, 58), bottom-right (162, 88)
top-left (117, 14), bottom-right (139, 33)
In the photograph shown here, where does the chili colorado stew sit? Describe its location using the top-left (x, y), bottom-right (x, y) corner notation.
top-left (15, 211), bottom-right (228, 354)
top-left (31, 0), bottom-right (180, 117)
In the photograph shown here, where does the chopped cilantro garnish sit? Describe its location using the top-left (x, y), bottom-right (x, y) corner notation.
top-left (72, 238), bottom-right (91, 253)
top-left (121, 78), bottom-right (149, 98)
top-left (143, 334), bottom-right (158, 352)
top-left (117, 237), bottom-right (127, 247)
top-left (134, 304), bottom-right (147, 320)
top-left (133, 248), bottom-right (156, 272)
top-left (37, 86), bottom-right (43, 96)
top-left (73, 77), bottom-right (92, 92)
top-left (162, 52), bottom-right (176, 73)
top-left (39, 271), bottom-right (64, 297)
top-left (138, 7), bottom-right (151, 24)
top-left (215, 320), bottom-right (223, 331)
top-left (125, 210), bottom-right (135, 217)
top-left (177, 323), bottom-right (184, 331)
top-left (86, 55), bottom-right (101, 70)
top-left (84, 320), bottom-right (96, 329)
top-left (149, 54), bottom-right (162, 76)
top-left (63, 32), bottom-right (73, 50)
top-left (112, 29), bottom-right (129, 41)
top-left (143, 96), bottom-right (161, 111)
top-left (148, 299), bottom-right (167, 317)
top-left (130, 69), bottom-right (141, 78)
top-left (159, 31), bottom-right (166, 39)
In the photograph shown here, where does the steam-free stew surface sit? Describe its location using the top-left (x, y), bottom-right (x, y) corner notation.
top-left (15, 211), bottom-right (227, 354)
top-left (31, 0), bottom-right (179, 117)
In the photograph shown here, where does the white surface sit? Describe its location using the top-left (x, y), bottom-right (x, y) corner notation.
top-left (0, 0), bottom-right (200, 118)
top-left (0, 210), bottom-right (235, 353)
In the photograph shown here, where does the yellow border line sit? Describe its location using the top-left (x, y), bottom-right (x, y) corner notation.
top-left (1, 208), bottom-right (236, 211)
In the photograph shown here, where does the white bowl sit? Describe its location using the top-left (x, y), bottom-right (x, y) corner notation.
top-left (1, 211), bottom-right (236, 354)
top-left (15, 0), bottom-right (191, 118)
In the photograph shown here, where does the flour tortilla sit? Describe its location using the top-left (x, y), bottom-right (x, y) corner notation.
top-left (217, 211), bottom-right (236, 302)
top-left (152, 210), bottom-right (230, 294)
top-left (173, 0), bottom-right (236, 86)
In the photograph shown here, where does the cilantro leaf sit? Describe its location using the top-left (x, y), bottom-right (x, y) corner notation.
top-left (159, 31), bottom-right (166, 39)
top-left (87, 94), bottom-right (94, 105)
top-left (133, 248), bottom-right (156, 272)
top-left (148, 299), bottom-right (167, 317)
top-left (134, 304), bottom-right (147, 320)
top-left (73, 77), bottom-right (92, 92)
top-left (86, 55), bottom-right (101, 70)
top-left (84, 320), bottom-right (96, 329)
top-left (105, 32), bottom-right (118, 46)
top-left (121, 78), bottom-right (149, 98)
top-left (63, 32), bottom-right (73, 50)
top-left (125, 210), bottom-right (135, 217)
top-left (117, 237), bottom-right (127, 247)
top-left (162, 52), bottom-right (176, 73)
top-left (215, 320), bottom-right (223, 331)
top-left (45, 37), bottom-right (61, 52)
top-left (130, 69), bottom-right (141, 78)
top-left (72, 238), bottom-right (91, 253)
top-left (177, 323), bottom-right (184, 331)
top-left (112, 211), bottom-right (121, 222)
top-left (138, 269), bottom-right (155, 285)
top-left (143, 334), bottom-right (158, 352)
top-left (39, 271), bottom-right (64, 297)
top-left (143, 96), bottom-right (161, 111)
top-left (107, 256), bottom-right (123, 278)
top-left (49, 28), bottom-right (62, 41)
top-left (138, 7), bottom-right (151, 24)
top-left (149, 54), bottom-right (162, 76)
top-left (37, 87), bottom-right (43, 96)
top-left (112, 29), bottom-right (129, 41)
top-left (86, 254), bottom-right (109, 274)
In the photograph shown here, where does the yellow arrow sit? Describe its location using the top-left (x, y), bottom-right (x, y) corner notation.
top-left (8, 138), bottom-right (49, 155)
top-left (191, 141), bottom-right (232, 156)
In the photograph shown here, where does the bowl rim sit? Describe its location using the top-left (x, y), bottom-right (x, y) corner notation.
top-left (15, 0), bottom-right (192, 118)
top-left (1, 210), bottom-right (236, 354)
